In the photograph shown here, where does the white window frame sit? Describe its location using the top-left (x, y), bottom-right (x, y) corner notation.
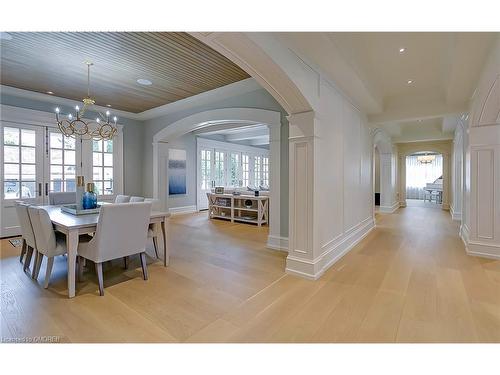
top-left (1, 105), bottom-right (124, 203)
top-left (196, 137), bottom-right (269, 209)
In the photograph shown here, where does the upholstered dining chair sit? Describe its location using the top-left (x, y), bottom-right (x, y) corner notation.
top-left (129, 196), bottom-right (145, 202)
top-left (28, 207), bottom-right (71, 288)
top-left (77, 202), bottom-right (152, 296)
top-left (15, 201), bottom-right (37, 272)
top-left (145, 198), bottom-right (162, 258)
top-left (49, 192), bottom-right (76, 205)
top-left (114, 195), bottom-right (130, 203)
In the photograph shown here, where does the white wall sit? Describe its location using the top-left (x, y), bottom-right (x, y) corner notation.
top-left (462, 35), bottom-right (500, 259)
top-left (286, 62), bottom-right (375, 279)
top-left (164, 133), bottom-right (197, 210)
top-left (451, 119), bottom-right (466, 221)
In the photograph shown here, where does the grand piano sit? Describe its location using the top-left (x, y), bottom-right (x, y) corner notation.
top-left (425, 176), bottom-right (443, 203)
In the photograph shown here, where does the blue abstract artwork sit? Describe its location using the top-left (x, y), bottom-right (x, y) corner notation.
top-left (168, 148), bottom-right (187, 195)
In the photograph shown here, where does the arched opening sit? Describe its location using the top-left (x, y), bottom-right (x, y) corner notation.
top-left (152, 108), bottom-right (283, 249)
top-left (397, 142), bottom-right (451, 211)
top-left (405, 151), bottom-right (444, 208)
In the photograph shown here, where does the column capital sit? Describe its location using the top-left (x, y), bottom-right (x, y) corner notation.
top-left (287, 110), bottom-right (316, 140)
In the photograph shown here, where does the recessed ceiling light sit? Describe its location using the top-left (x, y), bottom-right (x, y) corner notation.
top-left (137, 78), bottom-right (152, 86)
top-left (0, 32), bottom-right (13, 40)
top-left (46, 91), bottom-right (54, 95)
top-left (399, 47), bottom-right (406, 53)
top-left (407, 80), bottom-right (413, 84)
top-left (106, 104), bottom-right (112, 107)
top-left (417, 119), bottom-right (423, 122)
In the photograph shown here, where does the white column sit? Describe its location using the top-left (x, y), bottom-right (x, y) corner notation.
top-left (266, 123), bottom-right (283, 250)
top-left (463, 39), bottom-right (500, 259)
top-left (378, 152), bottom-right (396, 213)
top-left (285, 111), bottom-right (318, 278)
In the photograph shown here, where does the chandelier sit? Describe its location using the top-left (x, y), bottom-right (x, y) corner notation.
top-left (417, 153), bottom-right (436, 164)
top-left (55, 62), bottom-right (118, 141)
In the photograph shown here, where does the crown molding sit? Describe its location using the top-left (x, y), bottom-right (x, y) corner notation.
top-left (0, 85), bottom-right (142, 120)
top-left (1, 77), bottom-right (262, 122)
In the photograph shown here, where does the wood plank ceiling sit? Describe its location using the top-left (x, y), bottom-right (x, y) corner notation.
top-left (0, 32), bottom-right (250, 113)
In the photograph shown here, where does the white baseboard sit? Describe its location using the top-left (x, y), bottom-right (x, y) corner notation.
top-left (168, 205), bottom-right (197, 215)
top-left (285, 217), bottom-right (375, 280)
top-left (379, 201), bottom-right (400, 213)
top-left (266, 235), bottom-right (289, 252)
top-left (460, 223), bottom-right (500, 259)
top-left (449, 205), bottom-right (462, 221)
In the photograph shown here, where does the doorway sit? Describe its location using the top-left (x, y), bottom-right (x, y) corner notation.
top-left (405, 152), bottom-right (443, 208)
top-left (197, 137), bottom-right (269, 211)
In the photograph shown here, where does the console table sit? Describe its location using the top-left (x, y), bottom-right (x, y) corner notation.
top-left (207, 193), bottom-right (269, 226)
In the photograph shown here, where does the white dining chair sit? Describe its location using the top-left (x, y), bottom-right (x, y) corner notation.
top-left (28, 207), bottom-right (67, 288)
top-left (114, 195), bottom-right (130, 203)
top-left (145, 198), bottom-right (162, 258)
top-left (77, 202), bottom-right (152, 296)
top-left (49, 192), bottom-right (76, 205)
top-left (129, 196), bottom-right (145, 202)
top-left (15, 201), bottom-right (37, 272)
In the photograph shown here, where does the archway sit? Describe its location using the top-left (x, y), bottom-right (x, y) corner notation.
top-left (152, 107), bottom-right (283, 249)
top-left (397, 141), bottom-right (452, 210)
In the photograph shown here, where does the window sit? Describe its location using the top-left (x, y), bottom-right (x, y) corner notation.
top-left (93, 139), bottom-right (114, 195)
top-left (254, 156), bottom-right (262, 187)
top-left (241, 154), bottom-right (249, 187)
top-left (229, 152), bottom-right (240, 187)
top-left (200, 149), bottom-right (212, 190)
top-left (262, 156), bottom-right (269, 187)
top-left (214, 151), bottom-right (225, 186)
top-left (49, 131), bottom-right (76, 192)
top-left (3, 127), bottom-right (37, 199)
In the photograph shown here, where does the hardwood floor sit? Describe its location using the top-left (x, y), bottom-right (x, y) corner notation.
top-left (1, 207), bottom-right (499, 343)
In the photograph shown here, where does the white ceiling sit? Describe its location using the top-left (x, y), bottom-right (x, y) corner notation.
top-left (194, 123), bottom-right (269, 147)
top-left (276, 32), bottom-right (497, 142)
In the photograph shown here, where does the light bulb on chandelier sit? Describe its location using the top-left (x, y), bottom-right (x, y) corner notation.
top-left (54, 62), bottom-right (118, 141)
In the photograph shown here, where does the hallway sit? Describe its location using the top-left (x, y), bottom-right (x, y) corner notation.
top-left (1, 207), bottom-right (499, 342)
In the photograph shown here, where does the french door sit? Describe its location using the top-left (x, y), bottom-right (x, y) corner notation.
top-left (1, 123), bottom-right (81, 237)
top-left (197, 148), bottom-right (213, 210)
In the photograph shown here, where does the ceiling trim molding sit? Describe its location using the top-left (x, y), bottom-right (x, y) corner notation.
top-left (138, 78), bottom-right (261, 120)
top-left (1, 85), bottom-right (142, 120)
top-left (1, 78), bottom-right (262, 122)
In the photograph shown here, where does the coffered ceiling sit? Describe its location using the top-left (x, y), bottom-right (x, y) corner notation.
top-left (276, 32), bottom-right (497, 142)
top-left (0, 32), bottom-right (249, 113)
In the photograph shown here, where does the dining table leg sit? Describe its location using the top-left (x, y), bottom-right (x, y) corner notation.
top-left (66, 229), bottom-right (79, 298)
top-left (161, 217), bottom-right (168, 267)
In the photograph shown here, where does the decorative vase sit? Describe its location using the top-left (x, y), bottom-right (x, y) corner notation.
top-left (82, 182), bottom-right (98, 209)
top-left (76, 176), bottom-right (85, 212)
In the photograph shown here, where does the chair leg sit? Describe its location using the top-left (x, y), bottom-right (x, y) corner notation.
top-left (19, 239), bottom-right (27, 263)
top-left (139, 252), bottom-right (148, 281)
top-left (95, 262), bottom-right (104, 296)
top-left (43, 257), bottom-right (54, 289)
top-left (31, 251), bottom-right (40, 279)
top-left (152, 236), bottom-right (159, 259)
top-left (123, 256), bottom-right (129, 269)
top-left (24, 246), bottom-right (34, 272)
top-left (33, 252), bottom-right (44, 280)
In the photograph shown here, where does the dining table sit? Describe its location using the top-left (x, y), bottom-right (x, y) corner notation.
top-left (41, 204), bottom-right (170, 298)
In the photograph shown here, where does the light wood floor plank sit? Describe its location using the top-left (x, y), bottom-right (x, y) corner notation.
top-left (1, 207), bottom-right (499, 342)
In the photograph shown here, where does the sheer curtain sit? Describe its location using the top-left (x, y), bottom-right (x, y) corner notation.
top-left (406, 154), bottom-right (443, 200)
